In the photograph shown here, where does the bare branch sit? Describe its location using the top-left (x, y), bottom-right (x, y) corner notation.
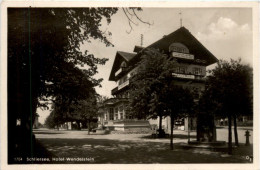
top-left (122, 8), bottom-right (138, 26)
top-left (123, 8), bottom-right (137, 33)
top-left (132, 8), bottom-right (154, 26)
top-left (122, 7), bottom-right (153, 34)
top-left (126, 20), bottom-right (133, 34)
top-left (126, 8), bottom-right (134, 16)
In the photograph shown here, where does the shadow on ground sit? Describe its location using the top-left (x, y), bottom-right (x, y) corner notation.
top-left (33, 131), bottom-right (65, 135)
top-left (141, 134), bottom-right (196, 139)
top-left (34, 138), bottom-right (253, 164)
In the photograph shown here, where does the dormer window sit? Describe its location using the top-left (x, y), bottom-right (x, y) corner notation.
top-left (169, 42), bottom-right (194, 60)
top-left (169, 42), bottom-right (189, 54)
top-left (115, 61), bottom-right (128, 78)
top-left (120, 61), bottom-right (127, 68)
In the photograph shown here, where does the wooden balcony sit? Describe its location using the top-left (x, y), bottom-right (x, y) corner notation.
top-left (118, 80), bottom-right (129, 90)
top-left (172, 73), bottom-right (195, 79)
top-left (111, 80), bottom-right (130, 95)
top-left (172, 73), bottom-right (205, 82)
top-left (171, 52), bottom-right (194, 60)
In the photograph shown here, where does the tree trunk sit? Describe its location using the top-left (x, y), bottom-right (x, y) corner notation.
top-left (233, 114), bottom-right (239, 147)
top-left (71, 121), bottom-right (73, 130)
top-left (188, 117), bottom-right (190, 143)
top-left (212, 124), bottom-right (217, 142)
top-left (76, 121), bottom-right (81, 130)
top-left (170, 115), bottom-right (174, 150)
top-left (196, 116), bottom-right (200, 141)
top-left (212, 115), bottom-right (216, 142)
top-left (158, 114), bottom-right (163, 138)
top-left (228, 114), bottom-right (232, 154)
top-left (88, 119), bottom-right (91, 135)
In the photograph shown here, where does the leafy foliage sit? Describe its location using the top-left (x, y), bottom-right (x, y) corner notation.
top-left (129, 48), bottom-right (195, 146)
top-left (205, 59), bottom-right (253, 117)
top-left (8, 8), bottom-right (118, 161)
top-left (45, 110), bottom-right (64, 129)
top-left (162, 84), bottom-right (195, 118)
top-left (202, 59), bottom-right (253, 153)
top-left (7, 7), bottom-right (153, 161)
top-left (8, 8), bottom-right (118, 123)
top-left (71, 95), bottom-right (98, 122)
top-left (129, 48), bottom-right (175, 119)
top-left (45, 94), bottom-right (98, 129)
top-left (129, 48), bottom-right (195, 119)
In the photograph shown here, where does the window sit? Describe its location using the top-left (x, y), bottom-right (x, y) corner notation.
top-left (109, 108), bottom-right (114, 120)
top-left (193, 67), bottom-right (202, 75)
top-left (176, 67), bottom-right (187, 74)
top-left (114, 107), bottom-right (118, 120)
top-left (119, 106), bottom-right (124, 120)
top-left (169, 42), bottom-right (189, 53)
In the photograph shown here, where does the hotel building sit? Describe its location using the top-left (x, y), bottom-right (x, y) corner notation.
top-left (98, 26), bottom-right (218, 132)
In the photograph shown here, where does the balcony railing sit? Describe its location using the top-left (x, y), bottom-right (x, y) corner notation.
top-left (172, 73), bottom-right (195, 79)
top-left (172, 73), bottom-right (206, 81)
top-left (171, 52), bottom-right (194, 60)
top-left (118, 80), bottom-right (129, 90)
top-left (111, 80), bottom-right (130, 95)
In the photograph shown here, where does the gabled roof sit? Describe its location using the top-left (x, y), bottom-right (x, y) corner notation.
top-left (109, 51), bottom-right (136, 81)
top-left (145, 27), bottom-right (218, 65)
top-left (117, 51), bottom-right (136, 61)
top-left (109, 26), bottom-right (218, 81)
top-left (133, 46), bottom-right (144, 53)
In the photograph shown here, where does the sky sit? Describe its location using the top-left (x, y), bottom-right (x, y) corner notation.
top-left (38, 7), bottom-right (253, 124)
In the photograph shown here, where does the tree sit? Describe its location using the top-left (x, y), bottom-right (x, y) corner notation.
top-left (8, 8), bottom-right (117, 163)
top-left (205, 59), bottom-right (253, 154)
top-left (72, 96), bottom-right (98, 134)
top-left (50, 68), bottom-right (98, 126)
top-left (129, 48), bottom-right (176, 137)
top-left (129, 48), bottom-right (195, 145)
top-left (196, 87), bottom-right (220, 142)
top-left (45, 110), bottom-right (64, 129)
top-left (162, 85), bottom-right (194, 150)
top-left (8, 7), bottom-right (150, 163)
